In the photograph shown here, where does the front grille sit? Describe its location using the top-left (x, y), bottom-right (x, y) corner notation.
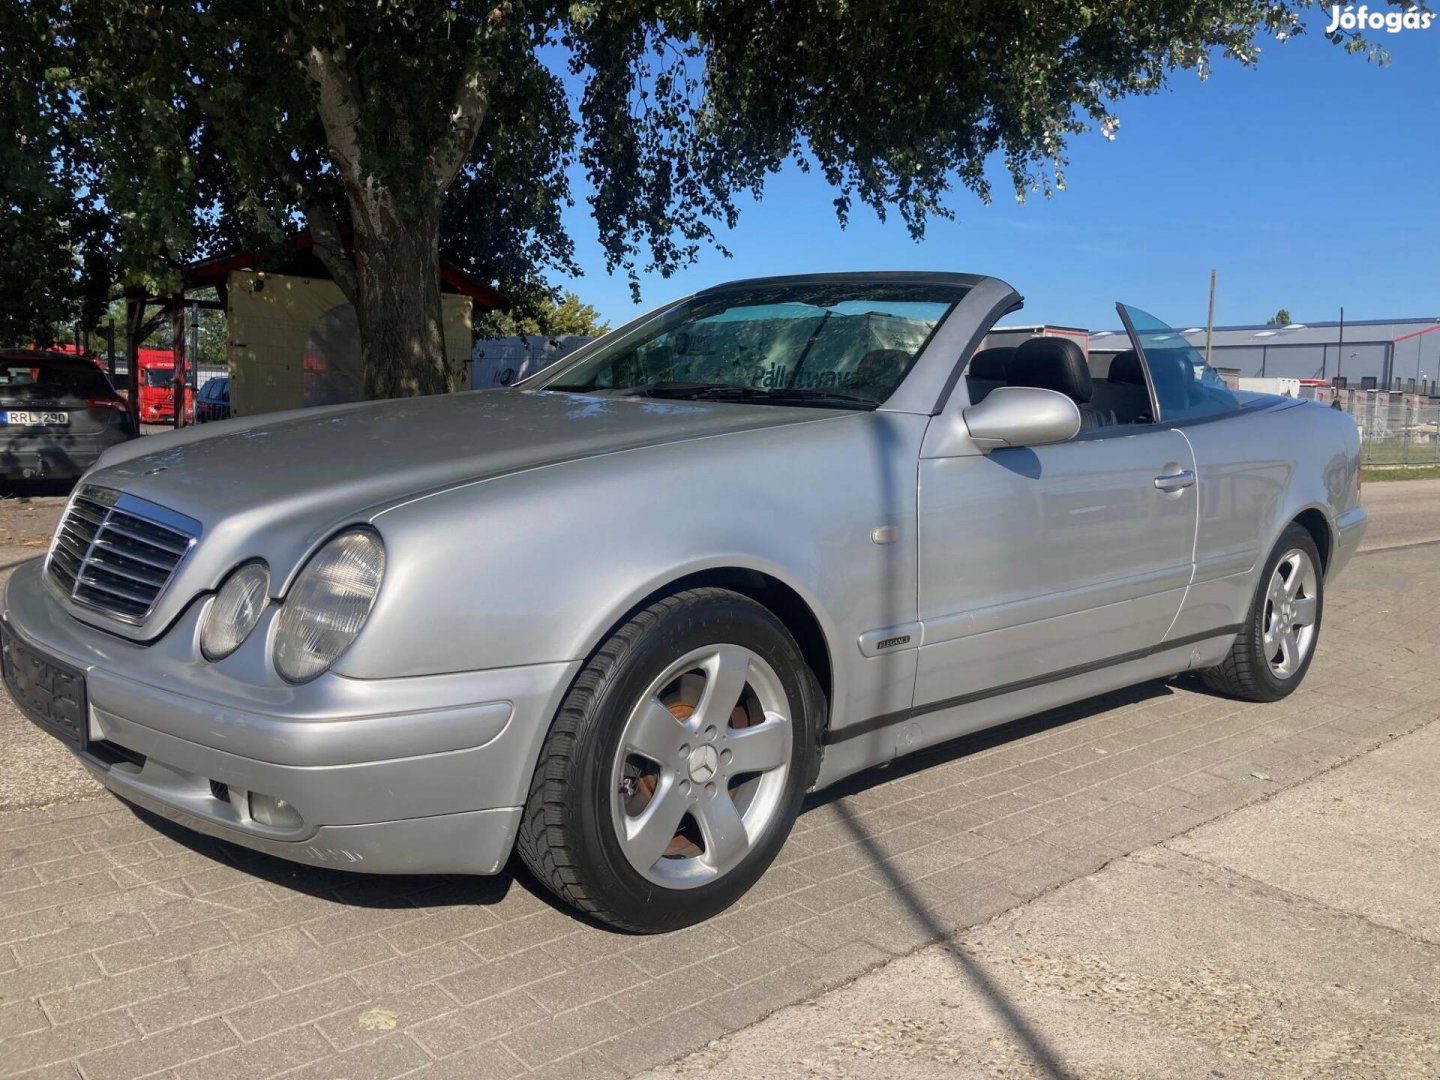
top-left (47, 487), bottom-right (200, 623)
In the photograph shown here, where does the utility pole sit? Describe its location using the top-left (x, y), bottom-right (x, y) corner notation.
top-left (124, 289), bottom-right (143, 432)
top-left (1336, 306), bottom-right (1345, 384)
top-left (1205, 270), bottom-right (1217, 368)
top-left (171, 296), bottom-right (186, 430)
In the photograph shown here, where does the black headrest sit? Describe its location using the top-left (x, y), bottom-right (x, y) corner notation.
top-left (1107, 350), bottom-right (1146, 385)
top-left (967, 346), bottom-right (1015, 381)
top-left (1007, 337), bottom-right (1092, 404)
top-left (1144, 348), bottom-right (1195, 403)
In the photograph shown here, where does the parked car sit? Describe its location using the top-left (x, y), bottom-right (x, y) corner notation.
top-left (1, 273), bottom-right (1366, 932)
top-left (0, 349), bottom-right (135, 481)
top-left (195, 376), bottom-right (231, 423)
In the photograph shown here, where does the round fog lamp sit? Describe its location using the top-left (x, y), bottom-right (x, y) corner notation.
top-left (249, 792), bottom-right (302, 829)
top-left (200, 562), bottom-right (271, 661)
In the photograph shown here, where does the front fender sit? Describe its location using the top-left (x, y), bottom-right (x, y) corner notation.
top-left (339, 412), bottom-right (929, 733)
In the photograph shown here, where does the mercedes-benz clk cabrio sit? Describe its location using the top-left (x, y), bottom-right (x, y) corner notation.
top-left (3, 273), bottom-right (1366, 931)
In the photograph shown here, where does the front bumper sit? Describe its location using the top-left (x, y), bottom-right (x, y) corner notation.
top-left (3, 559), bottom-right (580, 875)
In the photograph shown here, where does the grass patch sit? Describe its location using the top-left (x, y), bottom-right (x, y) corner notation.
top-left (1365, 465), bottom-right (1440, 482)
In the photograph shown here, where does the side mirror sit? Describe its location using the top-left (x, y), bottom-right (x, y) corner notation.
top-left (962, 385), bottom-right (1082, 451)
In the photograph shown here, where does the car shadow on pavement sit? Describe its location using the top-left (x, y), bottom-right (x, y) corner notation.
top-left (117, 801), bottom-right (521, 910)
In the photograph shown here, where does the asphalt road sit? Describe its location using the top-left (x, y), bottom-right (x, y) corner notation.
top-left (1351, 476), bottom-right (1440, 550)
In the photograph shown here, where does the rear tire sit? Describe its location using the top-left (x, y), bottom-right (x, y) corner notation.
top-left (1202, 524), bottom-right (1324, 702)
top-left (516, 588), bottom-right (822, 933)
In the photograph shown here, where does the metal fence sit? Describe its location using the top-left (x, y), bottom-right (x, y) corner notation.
top-left (1299, 386), bottom-right (1440, 465)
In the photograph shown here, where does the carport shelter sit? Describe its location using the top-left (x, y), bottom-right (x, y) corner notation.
top-left (119, 234), bottom-right (504, 424)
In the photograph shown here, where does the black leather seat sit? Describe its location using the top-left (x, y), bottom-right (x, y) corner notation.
top-left (1095, 349), bottom-right (1154, 425)
top-left (964, 346), bottom-right (1015, 404)
top-left (1005, 336), bottom-right (1109, 430)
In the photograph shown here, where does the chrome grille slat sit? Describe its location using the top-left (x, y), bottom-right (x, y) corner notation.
top-left (83, 555), bottom-right (169, 589)
top-left (77, 574), bottom-right (155, 606)
top-left (67, 503), bottom-right (107, 528)
top-left (88, 536), bottom-right (176, 571)
top-left (52, 532), bottom-right (90, 564)
top-left (45, 487), bottom-right (200, 624)
top-left (99, 520), bottom-right (190, 556)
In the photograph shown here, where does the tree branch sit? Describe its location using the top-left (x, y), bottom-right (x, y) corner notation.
top-left (304, 204), bottom-right (359, 304)
top-left (302, 45), bottom-right (366, 195)
top-left (428, 47), bottom-right (494, 194)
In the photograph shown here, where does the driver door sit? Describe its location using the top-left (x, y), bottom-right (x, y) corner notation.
top-left (913, 367), bottom-right (1198, 714)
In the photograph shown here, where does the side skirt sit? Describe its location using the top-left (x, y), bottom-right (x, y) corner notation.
top-left (812, 625), bottom-right (1240, 790)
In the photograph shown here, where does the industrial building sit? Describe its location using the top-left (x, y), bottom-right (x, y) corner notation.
top-left (1090, 317), bottom-right (1440, 396)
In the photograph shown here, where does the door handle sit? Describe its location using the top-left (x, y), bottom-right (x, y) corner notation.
top-left (1154, 469), bottom-right (1195, 492)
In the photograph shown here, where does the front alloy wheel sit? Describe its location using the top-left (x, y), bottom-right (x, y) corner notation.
top-left (611, 644), bottom-right (794, 889)
top-left (517, 588), bottom-right (821, 932)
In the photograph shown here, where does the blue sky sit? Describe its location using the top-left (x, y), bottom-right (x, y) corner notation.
top-left (556, 15), bottom-right (1438, 333)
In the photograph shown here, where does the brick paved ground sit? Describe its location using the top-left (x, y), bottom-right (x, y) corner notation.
top-left (1, 538), bottom-right (1436, 1080)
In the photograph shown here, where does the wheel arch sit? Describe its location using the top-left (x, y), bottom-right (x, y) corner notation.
top-left (581, 566), bottom-right (835, 728)
top-left (1290, 506), bottom-right (1334, 573)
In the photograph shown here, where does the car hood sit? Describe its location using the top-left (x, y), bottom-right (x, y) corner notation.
top-left (63, 389), bottom-right (838, 639)
top-left (90, 390), bottom-right (830, 528)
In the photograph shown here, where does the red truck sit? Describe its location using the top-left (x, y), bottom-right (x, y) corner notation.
top-left (132, 347), bottom-right (194, 424)
top-left (51, 345), bottom-right (194, 424)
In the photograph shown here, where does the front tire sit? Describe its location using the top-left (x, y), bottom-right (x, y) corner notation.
top-left (516, 588), bottom-right (822, 932)
top-left (1203, 524), bottom-right (1324, 702)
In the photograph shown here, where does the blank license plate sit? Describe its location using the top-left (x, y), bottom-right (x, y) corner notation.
top-left (1, 411), bottom-right (68, 426)
top-left (1, 628), bottom-right (88, 750)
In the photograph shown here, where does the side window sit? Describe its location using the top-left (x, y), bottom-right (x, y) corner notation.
top-left (1118, 304), bottom-right (1239, 424)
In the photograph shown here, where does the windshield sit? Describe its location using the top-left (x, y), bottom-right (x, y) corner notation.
top-left (143, 368), bottom-right (177, 388)
top-left (1118, 303), bottom-right (1239, 422)
top-left (536, 282), bottom-right (966, 407)
top-left (0, 358), bottom-right (114, 399)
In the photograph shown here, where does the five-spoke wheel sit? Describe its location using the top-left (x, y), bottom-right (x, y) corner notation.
top-left (1262, 547), bottom-right (1319, 678)
top-left (1205, 523), bottom-right (1325, 702)
top-left (517, 588), bottom-right (820, 932)
top-left (611, 644), bottom-right (794, 888)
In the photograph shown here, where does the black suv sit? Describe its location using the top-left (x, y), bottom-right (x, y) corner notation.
top-left (0, 350), bottom-right (136, 481)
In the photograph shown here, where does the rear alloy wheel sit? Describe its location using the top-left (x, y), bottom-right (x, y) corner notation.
top-left (1203, 524), bottom-right (1324, 702)
top-left (1261, 548), bottom-right (1320, 680)
top-left (517, 588), bottom-right (821, 932)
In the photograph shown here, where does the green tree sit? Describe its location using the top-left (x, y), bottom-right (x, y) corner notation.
top-left (9, 1), bottom-right (1379, 397)
top-left (477, 290), bottom-right (610, 339)
top-left (1268, 308), bottom-right (1293, 326)
top-left (0, 3), bottom-right (110, 346)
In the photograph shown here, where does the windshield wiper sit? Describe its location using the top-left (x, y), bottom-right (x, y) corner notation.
top-left (636, 383), bottom-right (878, 409)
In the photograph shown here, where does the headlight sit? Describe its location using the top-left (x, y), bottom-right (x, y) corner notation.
top-left (272, 529), bottom-right (385, 683)
top-left (200, 562), bottom-right (271, 661)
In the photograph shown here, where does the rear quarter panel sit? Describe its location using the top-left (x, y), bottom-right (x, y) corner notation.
top-left (1169, 398), bottom-right (1361, 645)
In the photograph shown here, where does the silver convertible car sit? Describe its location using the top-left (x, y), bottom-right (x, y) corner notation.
top-left (3, 272), bottom-right (1365, 931)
